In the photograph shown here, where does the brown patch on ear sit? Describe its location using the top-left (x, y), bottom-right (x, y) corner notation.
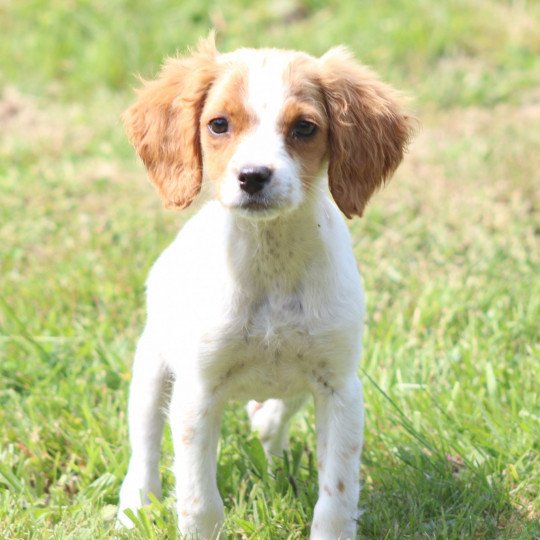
top-left (319, 46), bottom-right (415, 218)
top-left (123, 35), bottom-right (219, 208)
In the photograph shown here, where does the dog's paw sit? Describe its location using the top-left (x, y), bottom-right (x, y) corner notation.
top-left (116, 472), bottom-right (161, 529)
top-left (177, 497), bottom-right (225, 539)
top-left (246, 399), bottom-right (264, 421)
top-left (246, 399), bottom-right (288, 456)
top-left (115, 507), bottom-right (136, 530)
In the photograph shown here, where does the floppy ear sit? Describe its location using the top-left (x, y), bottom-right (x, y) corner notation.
top-left (319, 47), bottom-right (414, 218)
top-left (123, 36), bottom-right (219, 209)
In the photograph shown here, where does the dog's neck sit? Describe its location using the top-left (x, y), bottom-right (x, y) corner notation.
top-left (225, 195), bottom-right (326, 296)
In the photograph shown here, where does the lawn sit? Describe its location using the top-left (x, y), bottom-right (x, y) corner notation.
top-left (1, 1), bottom-right (539, 538)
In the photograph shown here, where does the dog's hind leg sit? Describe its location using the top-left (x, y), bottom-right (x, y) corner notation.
top-left (247, 395), bottom-right (307, 457)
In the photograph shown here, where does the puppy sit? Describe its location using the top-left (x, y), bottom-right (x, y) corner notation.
top-left (117, 35), bottom-right (412, 539)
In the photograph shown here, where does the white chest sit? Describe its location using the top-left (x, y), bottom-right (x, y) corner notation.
top-left (148, 201), bottom-right (364, 401)
top-left (198, 289), bottom-right (357, 401)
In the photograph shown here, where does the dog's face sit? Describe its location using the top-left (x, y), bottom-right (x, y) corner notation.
top-left (199, 49), bottom-right (329, 219)
top-left (124, 36), bottom-right (412, 218)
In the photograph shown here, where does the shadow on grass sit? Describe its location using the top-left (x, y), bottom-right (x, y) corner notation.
top-left (360, 446), bottom-right (539, 539)
top-left (358, 374), bottom-right (539, 539)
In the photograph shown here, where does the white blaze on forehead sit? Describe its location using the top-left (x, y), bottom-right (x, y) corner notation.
top-left (223, 49), bottom-right (296, 170)
top-left (219, 48), bottom-right (294, 127)
top-left (244, 52), bottom-right (290, 121)
top-left (214, 49), bottom-right (304, 211)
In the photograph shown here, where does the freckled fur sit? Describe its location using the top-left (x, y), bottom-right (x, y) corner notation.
top-left (118, 36), bottom-right (413, 540)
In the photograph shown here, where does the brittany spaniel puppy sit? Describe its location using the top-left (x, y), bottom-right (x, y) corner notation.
top-left (117, 35), bottom-right (412, 539)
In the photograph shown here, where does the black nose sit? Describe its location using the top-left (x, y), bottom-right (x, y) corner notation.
top-left (238, 166), bottom-right (273, 195)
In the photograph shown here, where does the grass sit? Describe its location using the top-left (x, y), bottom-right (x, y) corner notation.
top-left (1, 0), bottom-right (539, 538)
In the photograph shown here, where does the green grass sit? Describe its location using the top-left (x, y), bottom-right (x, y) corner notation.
top-left (1, 0), bottom-right (539, 538)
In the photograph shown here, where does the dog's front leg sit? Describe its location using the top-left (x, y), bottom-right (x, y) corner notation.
top-left (170, 378), bottom-right (225, 539)
top-left (118, 335), bottom-right (170, 527)
top-left (311, 376), bottom-right (364, 540)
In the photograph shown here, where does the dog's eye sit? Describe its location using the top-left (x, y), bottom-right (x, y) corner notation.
top-left (292, 119), bottom-right (317, 139)
top-left (208, 117), bottom-right (229, 135)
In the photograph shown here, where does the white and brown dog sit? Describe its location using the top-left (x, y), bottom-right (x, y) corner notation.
top-left (117, 35), bottom-right (412, 539)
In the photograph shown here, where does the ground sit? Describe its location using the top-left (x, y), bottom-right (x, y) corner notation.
top-left (1, 1), bottom-right (539, 538)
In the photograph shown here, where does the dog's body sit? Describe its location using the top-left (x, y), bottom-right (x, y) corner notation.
top-left (117, 37), bottom-right (412, 539)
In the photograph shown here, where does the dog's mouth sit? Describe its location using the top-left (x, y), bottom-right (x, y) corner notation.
top-left (240, 199), bottom-right (271, 211)
top-left (227, 194), bottom-right (287, 220)
top-left (236, 191), bottom-right (277, 211)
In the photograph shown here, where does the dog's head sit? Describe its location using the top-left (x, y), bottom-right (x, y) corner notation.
top-left (124, 35), bottom-right (413, 219)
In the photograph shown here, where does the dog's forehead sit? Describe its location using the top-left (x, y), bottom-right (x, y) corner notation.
top-left (217, 48), bottom-right (317, 119)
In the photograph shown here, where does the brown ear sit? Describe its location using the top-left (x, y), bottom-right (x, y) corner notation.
top-left (123, 36), bottom-right (219, 208)
top-left (319, 47), bottom-right (414, 218)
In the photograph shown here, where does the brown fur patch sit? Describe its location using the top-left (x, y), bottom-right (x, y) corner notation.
top-left (337, 479), bottom-right (345, 493)
top-left (251, 401), bottom-right (264, 413)
top-left (318, 47), bottom-right (415, 217)
top-left (281, 57), bottom-right (329, 186)
top-left (181, 425), bottom-right (195, 445)
top-left (323, 484), bottom-right (332, 496)
top-left (123, 35), bottom-right (219, 209)
top-left (200, 65), bottom-right (255, 190)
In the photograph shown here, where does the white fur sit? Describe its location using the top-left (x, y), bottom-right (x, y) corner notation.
top-left (118, 48), bottom-right (365, 540)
